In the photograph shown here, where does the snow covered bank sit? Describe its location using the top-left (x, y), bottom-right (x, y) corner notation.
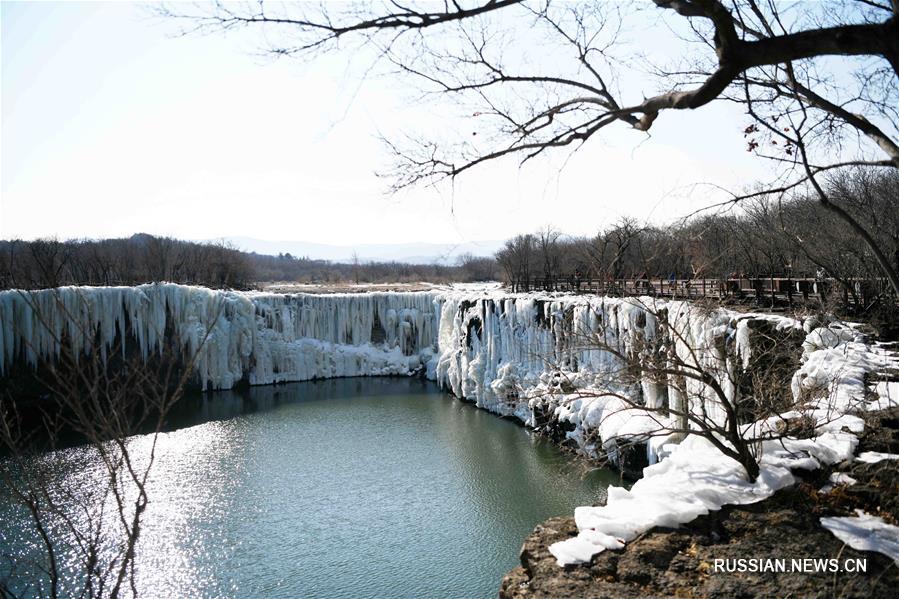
top-left (427, 291), bottom-right (898, 567)
top-left (820, 511), bottom-right (899, 564)
top-left (548, 327), bottom-right (899, 566)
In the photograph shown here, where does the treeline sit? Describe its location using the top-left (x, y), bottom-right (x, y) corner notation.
top-left (497, 168), bottom-right (898, 293)
top-left (0, 235), bottom-right (500, 290)
top-left (5, 169), bottom-right (894, 293)
top-left (251, 251), bottom-right (496, 285)
top-left (0, 234), bottom-right (257, 290)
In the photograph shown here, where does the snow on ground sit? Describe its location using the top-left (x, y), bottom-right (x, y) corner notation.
top-left (820, 511), bottom-right (899, 564)
top-left (261, 281), bottom-right (443, 294)
top-left (820, 472), bottom-right (858, 493)
top-left (444, 281), bottom-right (505, 292)
top-left (549, 433), bottom-right (800, 565)
top-left (871, 381), bottom-right (899, 411)
top-left (856, 451), bottom-right (899, 464)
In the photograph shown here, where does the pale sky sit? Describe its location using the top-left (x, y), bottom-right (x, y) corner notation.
top-left (1, 1), bottom-right (770, 248)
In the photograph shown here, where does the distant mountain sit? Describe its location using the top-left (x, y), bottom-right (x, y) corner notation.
top-left (216, 237), bottom-right (505, 265)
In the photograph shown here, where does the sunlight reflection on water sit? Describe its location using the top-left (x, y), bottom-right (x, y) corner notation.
top-left (1, 379), bottom-right (619, 598)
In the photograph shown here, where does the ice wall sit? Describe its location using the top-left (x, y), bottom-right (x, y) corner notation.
top-left (7, 284), bottom-right (883, 568)
top-left (0, 284), bottom-right (802, 464)
top-left (0, 284), bottom-right (440, 390)
top-left (431, 293), bottom-right (803, 461)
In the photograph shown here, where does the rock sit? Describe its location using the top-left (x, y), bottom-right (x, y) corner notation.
top-left (500, 484), bottom-right (899, 598)
top-left (614, 440), bottom-right (649, 480)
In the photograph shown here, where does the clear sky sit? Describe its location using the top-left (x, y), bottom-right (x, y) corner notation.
top-left (1, 1), bottom-right (769, 247)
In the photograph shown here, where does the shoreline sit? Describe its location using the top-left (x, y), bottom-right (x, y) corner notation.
top-left (500, 406), bottom-right (899, 598)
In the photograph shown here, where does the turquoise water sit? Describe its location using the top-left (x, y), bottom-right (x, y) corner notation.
top-left (0, 378), bottom-right (619, 598)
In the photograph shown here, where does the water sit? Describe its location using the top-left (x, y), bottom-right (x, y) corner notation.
top-left (1, 378), bottom-right (620, 598)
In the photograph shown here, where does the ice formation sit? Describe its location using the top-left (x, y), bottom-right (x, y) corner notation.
top-left (548, 323), bottom-right (898, 566)
top-left (0, 283), bottom-right (826, 461)
top-left (0, 284), bottom-right (438, 390)
top-left (2, 285), bottom-right (808, 465)
top-left (432, 293), bottom-right (805, 464)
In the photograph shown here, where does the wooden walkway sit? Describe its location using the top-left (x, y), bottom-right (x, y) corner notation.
top-left (511, 276), bottom-right (895, 308)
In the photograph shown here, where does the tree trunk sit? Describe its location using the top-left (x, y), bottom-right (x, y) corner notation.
top-left (816, 198), bottom-right (899, 297)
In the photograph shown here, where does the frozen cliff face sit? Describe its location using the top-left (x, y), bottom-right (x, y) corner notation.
top-left (0, 284), bottom-right (440, 390)
top-left (7, 284), bottom-right (891, 568)
top-left (1, 284), bottom-right (802, 463)
top-left (248, 291), bottom-right (437, 385)
top-left (430, 293), bottom-right (804, 463)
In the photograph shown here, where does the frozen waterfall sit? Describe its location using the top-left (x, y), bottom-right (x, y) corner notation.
top-left (0, 283), bottom-right (802, 462)
top-left (0, 284), bottom-right (440, 390)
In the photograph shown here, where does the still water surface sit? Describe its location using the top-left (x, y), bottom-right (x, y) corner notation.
top-left (2, 378), bottom-right (619, 598)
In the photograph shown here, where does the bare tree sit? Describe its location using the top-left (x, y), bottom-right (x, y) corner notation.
top-left (27, 239), bottom-right (70, 290)
top-left (457, 252), bottom-right (500, 281)
top-left (351, 250), bottom-right (361, 284)
top-left (161, 0), bottom-right (899, 293)
top-left (528, 298), bottom-right (818, 482)
top-left (496, 233), bottom-right (535, 290)
top-left (536, 226), bottom-right (562, 288)
top-left (0, 290), bottom-right (218, 597)
top-left (143, 236), bottom-right (178, 282)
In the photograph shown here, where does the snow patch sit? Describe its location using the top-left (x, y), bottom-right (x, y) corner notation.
top-left (856, 452), bottom-right (899, 464)
top-left (549, 317), bottom-right (885, 566)
top-left (820, 472), bottom-right (857, 493)
top-left (820, 511), bottom-right (899, 564)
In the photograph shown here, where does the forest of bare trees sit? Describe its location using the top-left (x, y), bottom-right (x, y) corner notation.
top-left (0, 235), bottom-right (256, 291)
top-left (0, 234), bottom-right (497, 290)
top-left (497, 169), bottom-right (899, 297)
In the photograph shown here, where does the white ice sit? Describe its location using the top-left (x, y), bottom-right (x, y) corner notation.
top-left (0, 284), bottom-right (440, 389)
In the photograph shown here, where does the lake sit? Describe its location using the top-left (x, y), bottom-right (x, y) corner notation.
top-left (0, 378), bottom-right (619, 598)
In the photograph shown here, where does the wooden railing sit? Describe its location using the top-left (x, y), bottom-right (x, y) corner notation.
top-left (509, 276), bottom-right (896, 307)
